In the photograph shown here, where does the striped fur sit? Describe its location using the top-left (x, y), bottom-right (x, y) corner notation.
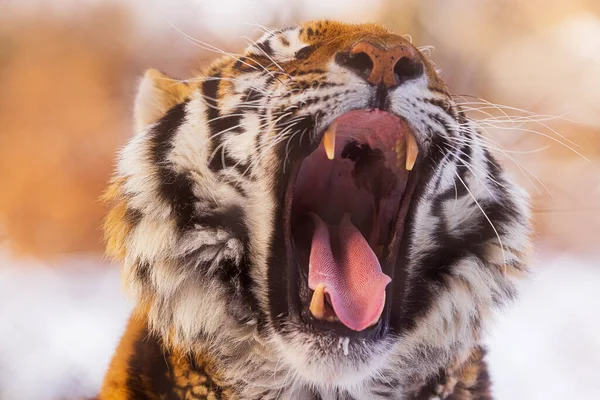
top-left (100, 21), bottom-right (531, 399)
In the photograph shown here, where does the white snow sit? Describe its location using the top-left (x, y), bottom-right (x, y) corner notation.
top-left (487, 253), bottom-right (600, 399)
top-left (0, 253), bottom-right (131, 400)
top-left (0, 251), bottom-right (599, 399)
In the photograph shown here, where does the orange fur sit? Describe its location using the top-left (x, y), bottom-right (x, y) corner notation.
top-left (99, 314), bottom-right (146, 400)
top-left (102, 179), bottom-right (131, 261)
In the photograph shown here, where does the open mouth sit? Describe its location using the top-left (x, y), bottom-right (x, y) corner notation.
top-left (284, 109), bottom-right (421, 338)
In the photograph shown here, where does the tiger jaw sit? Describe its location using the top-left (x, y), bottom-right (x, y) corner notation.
top-left (285, 108), bottom-right (422, 338)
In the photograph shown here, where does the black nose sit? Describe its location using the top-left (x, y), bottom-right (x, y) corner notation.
top-left (336, 41), bottom-right (424, 88)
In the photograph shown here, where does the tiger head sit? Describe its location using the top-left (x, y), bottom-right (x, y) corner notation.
top-left (104, 21), bottom-right (531, 397)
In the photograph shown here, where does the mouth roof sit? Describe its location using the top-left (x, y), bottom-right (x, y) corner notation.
top-left (289, 109), bottom-right (419, 334)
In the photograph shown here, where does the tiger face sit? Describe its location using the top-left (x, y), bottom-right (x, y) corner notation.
top-left (105, 20), bottom-right (531, 398)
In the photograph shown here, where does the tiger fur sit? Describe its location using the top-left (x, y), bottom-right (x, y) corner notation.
top-left (99, 20), bottom-right (531, 400)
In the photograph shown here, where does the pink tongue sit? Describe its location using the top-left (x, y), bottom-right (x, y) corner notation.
top-left (308, 213), bottom-right (391, 331)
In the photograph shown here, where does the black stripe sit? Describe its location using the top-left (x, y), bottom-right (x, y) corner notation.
top-left (209, 150), bottom-right (246, 174)
top-left (233, 56), bottom-right (249, 71)
top-left (126, 327), bottom-right (173, 397)
top-left (189, 204), bottom-right (248, 239)
top-left (424, 97), bottom-right (457, 122)
top-left (126, 326), bottom-right (226, 397)
top-left (243, 87), bottom-right (264, 106)
top-left (399, 175), bottom-right (515, 331)
top-left (179, 205), bottom-right (258, 325)
top-left (151, 101), bottom-right (187, 165)
top-left (290, 68), bottom-right (327, 77)
top-left (484, 149), bottom-right (507, 188)
top-left (202, 77), bottom-right (245, 172)
top-left (202, 76), bottom-right (220, 122)
top-left (134, 261), bottom-right (151, 290)
top-left (125, 207), bottom-right (143, 227)
top-left (424, 97), bottom-right (448, 111)
top-left (423, 133), bottom-right (452, 191)
top-left (295, 45), bottom-right (316, 60)
top-left (275, 113), bottom-right (316, 156)
top-left (390, 130), bottom-right (515, 332)
top-left (460, 132), bottom-right (473, 160)
top-left (428, 112), bottom-right (454, 135)
top-left (144, 82), bottom-right (259, 339)
top-left (279, 35), bottom-right (290, 47)
top-left (159, 170), bottom-right (197, 231)
top-left (149, 101), bottom-right (199, 231)
top-left (256, 39), bottom-right (273, 57)
top-left (233, 55), bottom-right (272, 72)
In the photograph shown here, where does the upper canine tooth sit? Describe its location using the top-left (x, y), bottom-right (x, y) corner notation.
top-left (309, 283), bottom-right (326, 320)
top-left (395, 139), bottom-right (405, 168)
top-left (405, 131), bottom-right (418, 171)
top-left (322, 123), bottom-right (337, 160)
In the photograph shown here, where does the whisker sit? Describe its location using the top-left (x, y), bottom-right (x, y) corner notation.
top-left (473, 121), bottom-right (589, 162)
top-left (235, 113), bottom-right (300, 179)
top-left (450, 133), bottom-right (551, 155)
top-left (166, 19), bottom-right (260, 72)
top-left (206, 124), bottom-right (247, 163)
top-left (454, 95), bottom-right (579, 147)
top-left (454, 170), bottom-right (507, 269)
top-left (442, 142), bottom-right (508, 197)
top-left (283, 127), bottom-right (308, 172)
top-left (242, 36), bottom-right (285, 72)
top-left (455, 125), bottom-right (553, 196)
top-left (243, 21), bottom-right (277, 36)
top-left (417, 44), bottom-right (435, 57)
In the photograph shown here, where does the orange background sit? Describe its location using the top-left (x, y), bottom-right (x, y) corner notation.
top-left (1, 1), bottom-right (598, 259)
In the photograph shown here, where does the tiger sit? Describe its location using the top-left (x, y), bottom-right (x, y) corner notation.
top-left (99, 20), bottom-right (531, 400)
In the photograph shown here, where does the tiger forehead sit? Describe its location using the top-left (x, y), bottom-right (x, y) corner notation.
top-left (298, 20), bottom-right (409, 49)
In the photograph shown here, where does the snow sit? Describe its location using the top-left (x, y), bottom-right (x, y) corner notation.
top-left (487, 254), bottom-right (600, 399)
top-left (0, 254), bottom-right (131, 400)
top-left (1, 251), bottom-right (599, 399)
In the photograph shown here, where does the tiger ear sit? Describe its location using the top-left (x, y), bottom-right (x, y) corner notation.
top-left (134, 68), bottom-right (194, 131)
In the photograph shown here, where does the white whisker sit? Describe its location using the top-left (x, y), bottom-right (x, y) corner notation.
top-left (454, 170), bottom-right (507, 269)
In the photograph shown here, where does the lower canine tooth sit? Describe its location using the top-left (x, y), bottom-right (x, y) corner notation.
top-left (309, 283), bottom-right (326, 320)
top-left (322, 123), bottom-right (337, 160)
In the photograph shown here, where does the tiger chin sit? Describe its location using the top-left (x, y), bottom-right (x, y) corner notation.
top-left (99, 20), bottom-right (531, 400)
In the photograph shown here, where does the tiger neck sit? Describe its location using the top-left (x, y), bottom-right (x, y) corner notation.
top-left (177, 340), bottom-right (491, 400)
top-left (101, 312), bottom-right (490, 400)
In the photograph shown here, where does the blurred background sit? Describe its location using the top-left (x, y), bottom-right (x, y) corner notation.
top-left (0, 0), bottom-right (599, 399)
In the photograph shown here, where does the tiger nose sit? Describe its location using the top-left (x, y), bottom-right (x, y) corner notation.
top-left (337, 41), bottom-right (424, 88)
